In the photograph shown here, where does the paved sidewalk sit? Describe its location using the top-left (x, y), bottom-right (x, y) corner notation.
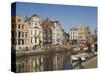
top-left (74, 56), bottom-right (97, 69)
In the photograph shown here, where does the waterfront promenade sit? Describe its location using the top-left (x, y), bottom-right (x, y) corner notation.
top-left (74, 56), bottom-right (97, 69)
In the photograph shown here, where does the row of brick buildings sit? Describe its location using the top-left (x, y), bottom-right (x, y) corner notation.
top-left (11, 14), bottom-right (69, 50)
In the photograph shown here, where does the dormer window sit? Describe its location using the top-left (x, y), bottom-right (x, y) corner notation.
top-left (35, 23), bottom-right (37, 26)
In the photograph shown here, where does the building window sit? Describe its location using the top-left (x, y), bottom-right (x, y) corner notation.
top-left (31, 38), bottom-right (32, 44)
top-left (18, 18), bottom-right (21, 22)
top-left (22, 40), bottom-right (24, 45)
top-left (16, 24), bottom-right (17, 29)
top-left (35, 30), bottom-right (37, 35)
top-left (11, 39), bottom-right (14, 45)
top-left (18, 32), bottom-right (21, 38)
top-left (25, 32), bottom-right (27, 37)
top-left (35, 37), bottom-right (37, 43)
top-left (35, 23), bottom-right (37, 26)
top-left (11, 31), bottom-right (14, 38)
top-left (18, 39), bottom-right (21, 45)
top-left (22, 24), bottom-right (24, 29)
top-left (31, 30), bottom-right (32, 35)
top-left (15, 32), bottom-right (17, 38)
top-left (18, 24), bottom-right (21, 29)
top-left (22, 32), bottom-right (24, 37)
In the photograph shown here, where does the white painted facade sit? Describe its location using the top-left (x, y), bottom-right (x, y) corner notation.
top-left (69, 30), bottom-right (79, 41)
top-left (27, 15), bottom-right (43, 48)
top-left (68, 28), bottom-right (79, 44)
top-left (51, 21), bottom-right (63, 45)
top-left (68, 26), bottom-right (91, 44)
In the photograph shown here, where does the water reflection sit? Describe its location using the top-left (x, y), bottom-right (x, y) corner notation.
top-left (16, 50), bottom-right (72, 73)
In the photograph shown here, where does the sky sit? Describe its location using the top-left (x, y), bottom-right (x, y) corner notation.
top-left (12, 2), bottom-right (97, 33)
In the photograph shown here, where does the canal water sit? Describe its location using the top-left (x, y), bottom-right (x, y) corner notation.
top-left (16, 49), bottom-right (73, 73)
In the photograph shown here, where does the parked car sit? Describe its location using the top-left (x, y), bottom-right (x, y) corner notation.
top-left (71, 53), bottom-right (89, 61)
top-left (83, 47), bottom-right (88, 51)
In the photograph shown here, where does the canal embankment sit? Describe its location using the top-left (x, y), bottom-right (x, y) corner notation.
top-left (73, 55), bottom-right (97, 69)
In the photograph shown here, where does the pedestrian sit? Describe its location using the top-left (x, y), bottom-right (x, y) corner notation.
top-left (78, 57), bottom-right (84, 69)
top-left (78, 57), bottom-right (82, 65)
